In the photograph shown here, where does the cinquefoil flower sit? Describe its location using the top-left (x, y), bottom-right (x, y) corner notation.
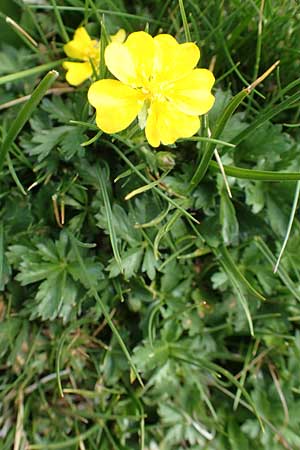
top-left (88, 31), bottom-right (215, 147)
top-left (63, 27), bottom-right (126, 86)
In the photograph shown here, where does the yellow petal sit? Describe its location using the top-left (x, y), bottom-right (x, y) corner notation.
top-left (153, 34), bottom-right (200, 82)
top-left (111, 29), bottom-right (126, 43)
top-left (125, 31), bottom-right (155, 84)
top-left (64, 27), bottom-right (92, 59)
top-left (105, 31), bottom-right (154, 87)
top-left (63, 61), bottom-right (92, 86)
top-left (105, 43), bottom-right (137, 85)
top-left (88, 79), bottom-right (145, 133)
top-left (165, 68), bottom-right (215, 115)
top-left (145, 99), bottom-right (200, 147)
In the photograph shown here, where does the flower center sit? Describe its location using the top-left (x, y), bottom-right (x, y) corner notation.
top-left (140, 79), bottom-right (173, 103)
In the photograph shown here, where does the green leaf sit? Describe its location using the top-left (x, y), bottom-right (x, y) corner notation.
top-left (95, 166), bottom-right (123, 273)
top-left (142, 247), bottom-right (158, 280)
top-left (108, 247), bottom-right (144, 279)
top-left (32, 273), bottom-right (77, 321)
top-left (0, 70), bottom-right (58, 169)
top-left (25, 125), bottom-right (73, 162)
top-left (220, 191), bottom-right (239, 245)
top-left (7, 232), bottom-right (104, 322)
top-left (209, 161), bottom-right (300, 181)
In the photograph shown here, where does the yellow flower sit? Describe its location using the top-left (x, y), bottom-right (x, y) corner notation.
top-left (63, 27), bottom-right (126, 86)
top-left (87, 31), bottom-right (215, 147)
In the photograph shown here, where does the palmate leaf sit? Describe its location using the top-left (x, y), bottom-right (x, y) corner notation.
top-left (24, 125), bottom-right (71, 161)
top-left (32, 273), bottom-right (77, 321)
top-left (7, 231), bottom-right (103, 321)
top-left (107, 246), bottom-right (144, 279)
top-left (41, 96), bottom-right (76, 123)
top-left (22, 125), bottom-right (85, 162)
top-left (0, 44), bottom-right (32, 76)
top-left (96, 203), bottom-right (142, 247)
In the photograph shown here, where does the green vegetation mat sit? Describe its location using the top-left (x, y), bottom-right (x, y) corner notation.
top-left (1, 0), bottom-right (300, 449)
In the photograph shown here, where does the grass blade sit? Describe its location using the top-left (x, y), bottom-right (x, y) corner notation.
top-left (218, 251), bottom-right (254, 336)
top-left (209, 161), bottom-right (300, 181)
top-left (178, 0), bottom-right (191, 41)
top-left (95, 166), bottom-right (123, 273)
top-left (274, 181), bottom-right (300, 273)
top-left (28, 424), bottom-right (99, 449)
top-left (0, 60), bottom-right (63, 86)
top-left (233, 88), bottom-right (300, 146)
top-left (0, 70), bottom-right (58, 170)
top-left (26, 4), bottom-right (166, 25)
top-left (49, 0), bottom-right (69, 42)
top-left (173, 352), bottom-right (264, 431)
top-left (6, 152), bottom-right (27, 195)
top-left (0, 224), bottom-right (4, 290)
top-left (125, 173), bottom-right (168, 200)
top-left (217, 245), bottom-right (265, 302)
top-left (255, 236), bottom-right (300, 302)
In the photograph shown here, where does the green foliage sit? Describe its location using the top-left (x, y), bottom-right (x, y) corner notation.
top-left (1, 0), bottom-right (300, 449)
top-left (7, 231), bottom-right (103, 321)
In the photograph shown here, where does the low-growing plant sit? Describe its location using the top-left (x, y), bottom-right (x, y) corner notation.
top-left (1, 1), bottom-right (300, 449)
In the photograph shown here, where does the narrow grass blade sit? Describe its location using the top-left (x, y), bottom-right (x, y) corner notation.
top-left (5, 16), bottom-right (39, 53)
top-left (217, 245), bottom-right (265, 302)
top-left (219, 254), bottom-right (254, 336)
top-left (6, 152), bottom-right (27, 196)
top-left (233, 87), bottom-right (300, 146)
top-left (205, 116), bottom-right (232, 197)
top-left (153, 210), bottom-right (181, 258)
top-left (0, 70), bottom-right (58, 170)
top-left (255, 236), bottom-right (300, 301)
top-left (68, 232), bottom-right (144, 387)
top-left (125, 173), bottom-right (168, 201)
top-left (158, 240), bottom-right (195, 271)
top-left (209, 161), bottom-right (300, 181)
top-left (0, 87), bottom-right (74, 111)
top-left (212, 384), bottom-right (291, 448)
top-left (114, 163), bottom-right (146, 182)
top-left (233, 342), bottom-right (254, 410)
top-left (252, 0), bottom-right (265, 83)
top-left (99, 18), bottom-right (108, 79)
top-left (0, 61), bottom-right (63, 86)
top-left (134, 205), bottom-right (170, 229)
top-left (179, 136), bottom-right (236, 147)
top-left (81, 130), bottom-right (103, 147)
top-left (69, 120), bottom-right (98, 130)
top-left (214, 149), bottom-right (232, 198)
top-left (178, 0), bottom-right (191, 41)
top-left (21, 4), bottom-right (49, 46)
top-left (173, 353), bottom-right (264, 431)
top-left (56, 333), bottom-right (67, 398)
top-left (49, 0), bottom-right (69, 42)
top-left (95, 166), bottom-right (123, 273)
top-left (28, 424), bottom-right (99, 449)
top-left (0, 224), bottom-right (4, 290)
top-left (274, 181), bottom-right (300, 273)
top-left (27, 4), bottom-right (166, 25)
